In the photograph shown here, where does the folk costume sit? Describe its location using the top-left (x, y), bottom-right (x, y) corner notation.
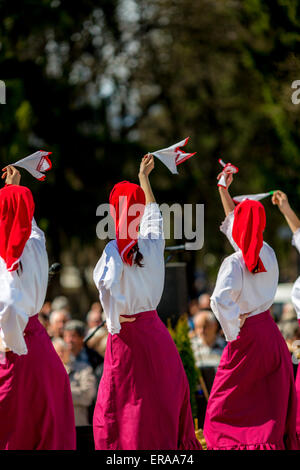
top-left (204, 199), bottom-right (299, 450)
top-left (290, 228), bottom-right (300, 441)
top-left (93, 181), bottom-right (202, 450)
top-left (0, 184), bottom-right (76, 450)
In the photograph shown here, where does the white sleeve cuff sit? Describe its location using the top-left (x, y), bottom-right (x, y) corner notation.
top-left (292, 228), bottom-right (300, 254)
top-left (106, 317), bottom-right (121, 335)
top-left (210, 297), bottom-right (240, 342)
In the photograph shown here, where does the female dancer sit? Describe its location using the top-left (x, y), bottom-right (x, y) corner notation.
top-left (272, 189), bottom-right (300, 442)
top-left (0, 165), bottom-right (76, 450)
top-left (93, 154), bottom-right (201, 450)
top-left (203, 171), bottom-right (299, 450)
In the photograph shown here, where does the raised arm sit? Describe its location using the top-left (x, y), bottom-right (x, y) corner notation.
top-left (138, 154), bottom-right (155, 204)
top-left (2, 165), bottom-right (21, 186)
top-left (217, 171), bottom-right (235, 216)
top-left (138, 154), bottom-right (164, 241)
top-left (272, 190), bottom-right (300, 234)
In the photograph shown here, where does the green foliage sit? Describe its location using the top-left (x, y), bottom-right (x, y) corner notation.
top-left (1, 0), bottom-right (300, 306)
top-left (168, 315), bottom-right (199, 417)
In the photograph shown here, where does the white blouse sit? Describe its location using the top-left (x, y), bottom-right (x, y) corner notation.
top-left (291, 228), bottom-right (300, 319)
top-left (0, 218), bottom-right (49, 355)
top-left (93, 202), bottom-right (165, 335)
top-left (210, 211), bottom-right (279, 342)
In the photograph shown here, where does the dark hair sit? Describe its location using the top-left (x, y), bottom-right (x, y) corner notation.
top-left (252, 262), bottom-right (259, 274)
top-left (130, 243), bottom-right (144, 267)
top-left (17, 261), bottom-right (23, 277)
top-left (64, 320), bottom-right (86, 338)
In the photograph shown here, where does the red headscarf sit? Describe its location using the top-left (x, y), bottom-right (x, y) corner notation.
top-left (232, 199), bottom-right (266, 274)
top-left (109, 181), bottom-right (146, 265)
top-left (0, 185), bottom-right (35, 272)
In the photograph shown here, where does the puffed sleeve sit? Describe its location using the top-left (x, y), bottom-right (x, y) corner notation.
top-left (0, 264), bottom-right (28, 355)
top-left (31, 217), bottom-right (46, 243)
top-left (139, 203), bottom-right (164, 241)
top-left (210, 255), bottom-right (243, 342)
top-left (291, 229), bottom-right (300, 320)
top-left (292, 228), bottom-right (300, 254)
top-left (220, 210), bottom-right (239, 252)
top-left (93, 241), bottom-right (126, 335)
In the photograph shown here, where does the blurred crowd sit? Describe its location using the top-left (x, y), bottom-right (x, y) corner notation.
top-left (38, 292), bottom-right (300, 428)
top-left (38, 297), bottom-right (108, 427)
top-left (187, 293), bottom-right (300, 400)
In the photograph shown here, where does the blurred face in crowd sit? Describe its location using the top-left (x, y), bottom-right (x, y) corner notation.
top-left (40, 301), bottom-right (52, 315)
top-left (63, 329), bottom-right (84, 357)
top-left (188, 299), bottom-right (199, 317)
top-left (53, 340), bottom-right (71, 365)
top-left (198, 293), bottom-right (211, 310)
top-left (90, 302), bottom-right (103, 314)
top-left (87, 310), bottom-right (102, 329)
top-left (38, 312), bottom-right (50, 331)
top-left (281, 303), bottom-right (296, 320)
top-left (194, 311), bottom-right (218, 347)
top-left (49, 309), bottom-right (70, 338)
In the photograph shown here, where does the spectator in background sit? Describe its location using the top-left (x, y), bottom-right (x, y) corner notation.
top-left (187, 298), bottom-right (201, 331)
top-left (279, 319), bottom-right (300, 351)
top-left (278, 309), bottom-right (300, 375)
top-left (40, 300), bottom-right (52, 315)
top-left (38, 300), bottom-right (52, 331)
top-left (85, 308), bottom-right (108, 359)
top-left (53, 338), bottom-right (96, 426)
top-left (86, 309), bottom-right (103, 330)
top-left (198, 293), bottom-right (211, 311)
top-left (191, 310), bottom-right (226, 368)
top-left (49, 309), bottom-right (71, 339)
top-left (281, 303), bottom-right (297, 321)
top-left (51, 295), bottom-right (71, 313)
top-left (89, 301), bottom-right (103, 315)
top-left (63, 320), bottom-right (103, 379)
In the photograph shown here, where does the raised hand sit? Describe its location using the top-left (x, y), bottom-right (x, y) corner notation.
top-left (217, 171), bottom-right (233, 189)
top-left (2, 165), bottom-right (21, 186)
top-left (217, 171), bottom-right (235, 216)
top-left (271, 190), bottom-right (290, 214)
top-left (272, 190), bottom-right (300, 233)
top-left (139, 154), bottom-right (154, 178)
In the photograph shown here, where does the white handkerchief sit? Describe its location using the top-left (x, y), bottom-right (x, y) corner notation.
top-left (12, 150), bottom-right (52, 181)
top-left (152, 137), bottom-right (196, 174)
top-left (218, 159), bottom-right (239, 188)
top-left (233, 191), bottom-right (274, 204)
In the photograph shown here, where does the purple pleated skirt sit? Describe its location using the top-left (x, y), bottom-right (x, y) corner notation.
top-left (296, 320), bottom-right (300, 441)
top-left (204, 310), bottom-right (300, 450)
top-left (93, 310), bottom-right (202, 450)
top-left (0, 315), bottom-right (76, 450)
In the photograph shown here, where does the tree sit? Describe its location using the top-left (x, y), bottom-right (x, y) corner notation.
top-left (1, 0), bottom-right (300, 310)
top-left (168, 315), bottom-right (199, 416)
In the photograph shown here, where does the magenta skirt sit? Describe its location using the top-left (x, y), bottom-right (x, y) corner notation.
top-left (93, 310), bottom-right (202, 450)
top-left (204, 310), bottom-right (300, 450)
top-left (0, 315), bottom-right (76, 450)
top-left (296, 320), bottom-right (300, 441)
